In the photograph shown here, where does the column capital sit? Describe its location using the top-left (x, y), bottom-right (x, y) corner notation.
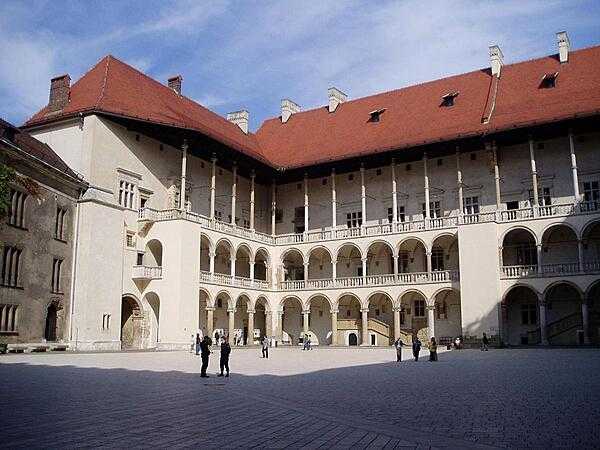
top-left (392, 306), bottom-right (403, 312)
top-left (205, 306), bottom-right (216, 312)
top-left (209, 250), bottom-right (216, 257)
top-left (361, 257), bottom-right (368, 263)
top-left (247, 309), bottom-right (256, 315)
top-left (426, 304), bottom-right (436, 311)
top-left (330, 309), bottom-right (339, 315)
top-left (211, 153), bottom-right (217, 163)
top-left (360, 308), bottom-right (369, 313)
top-left (227, 308), bottom-right (236, 314)
top-left (182, 139), bottom-right (188, 151)
top-left (302, 310), bottom-right (311, 315)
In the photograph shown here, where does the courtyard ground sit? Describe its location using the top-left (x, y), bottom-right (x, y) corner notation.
top-left (0, 347), bottom-right (598, 449)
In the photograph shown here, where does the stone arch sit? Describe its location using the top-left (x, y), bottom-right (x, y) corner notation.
top-left (398, 289), bottom-right (429, 340)
top-left (502, 284), bottom-right (540, 346)
top-left (121, 294), bottom-right (144, 350)
top-left (366, 241), bottom-right (395, 275)
top-left (307, 293), bottom-right (334, 311)
top-left (144, 239), bottom-right (163, 266)
top-left (335, 243), bottom-right (363, 278)
top-left (214, 290), bottom-right (232, 309)
top-left (306, 294), bottom-right (333, 345)
top-left (198, 288), bottom-right (212, 338)
top-left (281, 295), bottom-right (303, 346)
top-left (335, 291), bottom-right (361, 309)
top-left (214, 238), bottom-right (234, 275)
top-left (212, 290), bottom-right (231, 343)
top-left (307, 245), bottom-right (333, 279)
top-left (586, 280), bottom-right (600, 344)
top-left (540, 224), bottom-right (579, 269)
top-left (541, 222), bottom-right (579, 242)
top-left (397, 237), bottom-right (428, 273)
top-left (337, 293), bottom-right (363, 346)
top-left (234, 293), bottom-right (252, 345)
top-left (543, 280), bottom-right (584, 301)
top-left (254, 247), bottom-right (270, 282)
top-left (144, 291), bottom-right (160, 347)
top-left (235, 244), bottom-right (253, 278)
top-left (254, 295), bottom-right (270, 341)
top-left (501, 283), bottom-right (541, 304)
top-left (200, 233), bottom-right (212, 272)
top-left (431, 288), bottom-right (462, 340)
top-left (281, 248), bottom-right (305, 281)
top-left (502, 227), bottom-right (538, 267)
top-left (431, 234), bottom-right (459, 271)
top-left (581, 219), bottom-right (600, 264)
top-left (397, 235), bottom-right (428, 253)
top-left (334, 242), bottom-right (363, 260)
top-left (366, 291), bottom-right (394, 346)
top-left (280, 247), bottom-right (304, 264)
top-left (543, 281), bottom-right (584, 345)
top-left (500, 226), bottom-right (539, 246)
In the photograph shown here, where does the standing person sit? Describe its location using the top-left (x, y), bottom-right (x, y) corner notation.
top-left (429, 337), bottom-right (438, 362)
top-left (394, 338), bottom-right (404, 362)
top-left (200, 336), bottom-right (211, 378)
top-left (412, 337), bottom-right (421, 362)
top-left (214, 331), bottom-right (220, 347)
top-left (195, 333), bottom-right (201, 356)
top-left (261, 335), bottom-right (269, 358)
top-left (481, 333), bottom-right (489, 351)
top-left (306, 335), bottom-right (312, 350)
top-left (219, 338), bottom-right (231, 377)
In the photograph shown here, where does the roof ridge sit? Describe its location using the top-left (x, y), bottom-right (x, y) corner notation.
top-left (96, 54), bottom-right (112, 108)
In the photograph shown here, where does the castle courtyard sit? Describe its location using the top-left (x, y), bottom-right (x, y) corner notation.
top-left (1, 348), bottom-right (598, 449)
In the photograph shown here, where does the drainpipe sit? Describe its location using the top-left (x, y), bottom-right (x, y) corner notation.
top-left (68, 187), bottom-right (83, 351)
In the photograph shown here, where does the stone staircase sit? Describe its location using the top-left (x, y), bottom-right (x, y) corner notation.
top-left (527, 312), bottom-right (582, 344)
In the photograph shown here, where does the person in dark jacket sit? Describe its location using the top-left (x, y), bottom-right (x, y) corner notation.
top-left (412, 337), bottom-right (422, 362)
top-left (200, 336), bottom-right (211, 377)
top-left (261, 336), bottom-right (269, 358)
top-left (219, 338), bottom-right (231, 377)
top-left (394, 338), bottom-right (404, 362)
top-left (481, 332), bottom-right (489, 351)
top-left (429, 337), bottom-right (438, 362)
top-left (195, 333), bottom-right (201, 355)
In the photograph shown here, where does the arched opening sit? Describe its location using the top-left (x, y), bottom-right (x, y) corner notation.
top-left (502, 228), bottom-right (537, 267)
top-left (431, 235), bottom-right (459, 271)
top-left (541, 225), bottom-right (578, 273)
top-left (348, 333), bottom-right (358, 346)
top-left (234, 295), bottom-right (251, 345)
top-left (544, 283), bottom-right (582, 345)
top-left (282, 249), bottom-right (304, 281)
top-left (502, 286), bottom-right (539, 346)
top-left (213, 291), bottom-right (231, 343)
top-left (336, 244), bottom-right (362, 278)
top-left (198, 289), bottom-right (210, 338)
top-left (214, 240), bottom-right (233, 275)
top-left (582, 220), bottom-right (600, 267)
top-left (367, 292), bottom-right (394, 346)
top-left (199, 234), bottom-right (211, 272)
top-left (397, 239), bottom-right (427, 273)
top-left (432, 289), bottom-right (462, 342)
top-left (399, 291), bottom-right (428, 341)
top-left (281, 296), bottom-right (303, 345)
top-left (588, 281), bottom-right (600, 344)
top-left (307, 295), bottom-right (332, 345)
top-left (308, 247), bottom-right (332, 279)
top-left (121, 295), bottom-right (143, 349)
top-left (337, 294), bottom-right (362, 345)
top-left (254, 296), bottom-right (269, 341)
top-left (366, 242), bottom-right (394, 275)
top-left (235, 245), bottom-right (252, 278)
top-left (44, 301), bottom-right (59, 342)
top-left (145, 292), bottom-right (160, 347)
top-left (254, 248), bottom-right (270, 281)
top-left (144, 239), bottom-right (163, 266)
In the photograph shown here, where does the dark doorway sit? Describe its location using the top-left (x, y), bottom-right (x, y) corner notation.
top-left (44, 303), bottom-right (58, 341)
top-left (349, 333), bottom-right (358, 346)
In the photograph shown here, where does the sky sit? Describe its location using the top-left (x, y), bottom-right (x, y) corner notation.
top-left (1, 0), bottom-right (600, 131)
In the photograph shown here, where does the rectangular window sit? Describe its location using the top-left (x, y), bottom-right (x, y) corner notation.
top-left (521, 303), bottom-right (537, 325)
top-left (8, 189), bottom-right (27, 228)
top-left (1, 246), bottom-right (22, 288)
top-left (414, 299), bottom-right (425, 318)
top-left (215, 210), bottom-right (223, 221)
top-left (0, 304), bottom-right (19, 333)
top-left (126, 233), bottom-right (136, 248)
top-left (102, 314), bottom-right (111, 330)
top-left (398, 251), bottom-right (409, 272)
top-left (55, 207), bottom-right (67, 240)
top-left (136, 252), bottom-right (144, 266)
top-left (118, 180), bottom-right (136, 209)
top-left (422, 201), bottom-right (441, 219)
top-left (528, 187), bottom-right (552, 206)
top-left (516, 245), bottom-right (537, 266)
top-left (346, 211), bottom-right (362, 228)
top-left (52, 258), bottom-right (63, 293)
top-left (387, 207), bottom-right (393, 223)
top-left (582, 181), bottom-right (600, 212)
top-left (431, 247), bottom-right (444, 271)
top-left (294, 207), bottom-right (305, 233)
top-left (464, 196), bottom-right (480, 215)
top-left (275, 208), bottom-right (283, 223)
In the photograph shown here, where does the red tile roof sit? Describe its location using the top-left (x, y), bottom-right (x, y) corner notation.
top-left (24, 46), bottom-right (600, 170)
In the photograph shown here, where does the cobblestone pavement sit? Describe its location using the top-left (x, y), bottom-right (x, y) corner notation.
top-left (1, 347), bottom-right (599, 449)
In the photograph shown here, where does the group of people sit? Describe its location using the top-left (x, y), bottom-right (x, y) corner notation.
top-left (394, 336), bottom-right (438, 362)
top-left (302, 334), bottom-right (312, 350)
top-left (195, 333), bottom-right (231, 378)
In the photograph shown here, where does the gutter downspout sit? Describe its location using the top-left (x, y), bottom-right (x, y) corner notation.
top-left (68, 188), bottom-right (83, 351)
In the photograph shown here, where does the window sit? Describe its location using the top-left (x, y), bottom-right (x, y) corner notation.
top-left (414, 299), bottom-right (425, 318)
top-left (126, 232), bottom-right (136, 248)
top-left (464, 196), bottom-right (479, 215)
top-left (136, 252), bottom-right (144, 266)
top-left (441, 91), bottom-right (458, 107)
top-left (294, 207), bottom-right (305, 233)
top-left (437, 301), bottom-right (447, 320)
top-left (275, 208), bottom-right (283, 223)
top-left (215, 210), bottom-right (223, 221)
top-left (217, 298), bottom-right (223, 308)
top-left (521, 303), bottom-right (537, 325)
top-left (8, 189), bottom-right (27, 228)
top-left (516, 245), bottom-right (537, 266)
top-left (0, 304), bottom-right (19, 333)
top-left (140, 196), bottom-right (148, 209)
top-left (539, 72), bottom-right (558, 89)
top-left (118, 180), bottom-right (136, 209)
top-left (582, 181), bottom-right (599, 211)
top-left (398, 206), bottom-right (405, 222)
top-left (529, 187), bottom-right (552, 206)
top-left (2, 246), bottom-right (22, 288)
top-left (52, 258), bottom-right (63, 293)
top-left (398, 251), bottom-right (409, 272)
top-left (431, 246), bottom-right (444, 271)
top-left (506, 201), bottom-right (519, 210)
top-left (387, 207), bottom-right (394, 223)
top-left (346, 211), bottom-right (362, 228)
top-left (55, 207), bottom-right (67, 240)
top-left (102, 314), bottom-right (111, 330)
top-left (368, 108), bottom-right (386, 122)
top-left (422, 201), bottom-right (441, 219)
top-left (357, 266), bottom-right (363, 277)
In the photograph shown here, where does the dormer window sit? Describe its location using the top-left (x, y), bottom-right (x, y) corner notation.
top-left (539, 72), bottom-right (558, 89)
top-left (441, 91), bottom-right (459, 107)
top-left (368, 108), bottom-right (386, 122)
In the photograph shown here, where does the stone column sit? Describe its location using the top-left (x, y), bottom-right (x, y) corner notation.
top-left (423, 152), bottom-right (430, 220)
top-left (304, 262), bottom-right (309, 281)
top-left (536, 244), bottom-right (543, 274)
top-left (427, 305), bottom-right (436, 340)
top-left (277, 311), bottom-right (284, 342)
top-left (231, 163), bottom-right (237, 224)
top-left (206, 307), bottom-right (214, 339)
top-left (302, 310), bottom-right (310, 335)
top-left (330, 310), bottom-right (338, 345)
top-left (249, 258), bottom-right (255, 282)
top-left (360, 163), bottom-right (366, 228)
top-left (539, 301), bottom-right (549, 345)
top-left (361, 257), bottom-right (367, 283)
top-left (426, 251), bottom-right (432, 273)
top-left (230, 255), bottom-right (236, 278)
top-left (456, 146), bottom-right (464, 217)
top-left (210, 154), bottom-right (217, 219)
top-left (304, 173), bottom-right (309, 234)
top-left (529, 137), bottom-right (539, 208)
top-left (331, 168), bottom-right (337, 229)
top-left (247, 310), bottom-right (255, 345)
top-left (227, 308), bottom-right (235, 345)
top-left (569, 129), bottom-right (580, 202)
top-left (180, 140), bottom-right (188, 211)
top-left (393, 253), bottom-right (399, 276)
top-left (209, 250), bottom-right (215, 275)
top-left (393, 307), bottom-right (401, 342)
top-left (361, 308), bottom-right (369, 345)
top-left (578, 239), bottom-right (584, 272)
top-left (582, 301), bottom-right (590, 344)
top-left (250, 170), bottom-right (256, 231)
top-left (266, 310), bottom-right (273, 338)
top-left (331, 260), bottom-right (337, 280)
top-left (492, 142), bottom-right (502, 208)
top-left (271, 179), bottom-right (277, 236)
top-left (391, 158), bottom-right (398, 224)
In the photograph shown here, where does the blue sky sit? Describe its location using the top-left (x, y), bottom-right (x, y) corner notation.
top-left (1, 0), bottom-right (599, 131)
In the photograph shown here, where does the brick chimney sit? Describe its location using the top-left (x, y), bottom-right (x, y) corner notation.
top-left (168, 75), bottom-right (182, 94)
top-left (557, 31), bottom-right (570, 63)
top-left (227, 110), bottom-right (249, 134)
top-left (489, 45), bottom-right (504, 77)
top-left (281, 99), bottom-right (300, 123)
top-left (48, 74), bottom-right (71, 112)
top-left (328, 87), bottom-right (347, 113)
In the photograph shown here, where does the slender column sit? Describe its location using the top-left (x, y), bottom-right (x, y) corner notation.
top-left (180, 140), bottom-right (188, 211)
top-left (569, 129), bottom-right (580, 202)
top-left (210, 154), bottom-right (217, 219)
top-left (303, 262), bottom-right (309, 281)
top-left (277, 311), bottom-right (284, 342)
top-left (456, 146), bottom-right (464, 216)
top-left (266, 310), bottom-right (273, 338)
top-left (536, 244), bottom-right (543, 274)
top-left (426, 251), bottom-right (432, 273)
top-left (331, 260), bottom-right (337, 280)
top-left (539, 301), bottom-right (548, 345)
top-left (228, 308), bottom-right (235, 345)
top-left (577, 239), bottom-right (584, 272)
top-left (393, 307), bottom-right (401, 342)
top-left (271, 180), bottom-right (277, 236)
top-left (361, 257), bottom-right (367, 282)
top-left (582, 301), bottom-right (590, 344)
top-left (391, 158), bottom-right (398, 224)
top-left (209, 250), bottom-right (215, 275)
top-left (492, 142), bottom-right (502, 208)
top-left (249, 258), bottom-right (255, 281)
top-left (247, 310), bottom-right (255, 345)
top-left (529, 137), bottom-right (539, 208)
top-left (331, 168), bottom-right (337, 228)
top-left (427, 305), bottom-right (436, 340)
top-left (231, 163), bottom-right (237, 224)
top-left (393, 253), bottom-right (399, 276)
top-left (360, 308), bottom-right (369, 345)
top-left (304, 173), bottom-right (309, 234)
top-left (302, 310), bottom-right (310, 335)
top-left (230, 255), bottom-right (236, 277)
top-left (206, 307), bottom-right (214, 339)
top-left (423, 152), bottom-right (430, 220)
top-left (360, 163), bottom-right (366, 227)
top-left (249, 170), bottom-right (256, 231)
top-left (330, 310), bottom-right (338, 345)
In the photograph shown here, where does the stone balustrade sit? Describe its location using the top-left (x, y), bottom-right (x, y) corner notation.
top-left (501, 261), bottom-right (600, 279)
top-left (131, 265), bottom-right (162, 280)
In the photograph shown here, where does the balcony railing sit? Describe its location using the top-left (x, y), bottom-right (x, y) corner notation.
top-left (132, 265), bottom-right (163, 280)
top-left (199, 271), bottom-right (270, 290)
top-left (501, 261), bottom-right (600, 279)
